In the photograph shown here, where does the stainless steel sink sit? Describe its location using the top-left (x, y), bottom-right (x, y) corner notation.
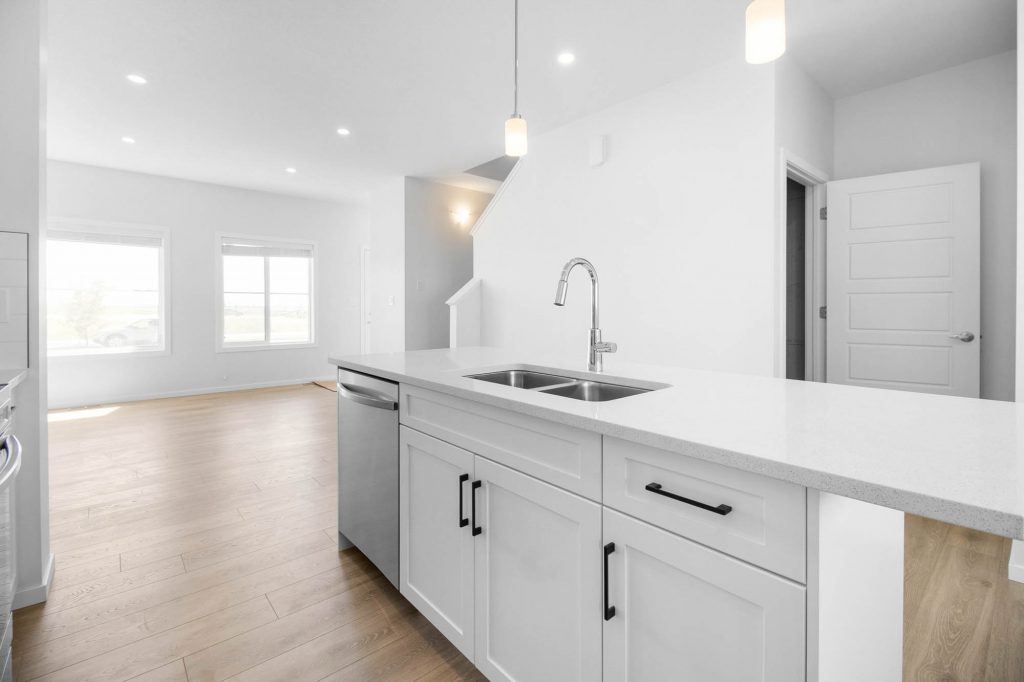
top-left (540, 380), bottom-right (651, 402)
top-left (468, 369), bottom-right (574, 389)
top-left (464, 366), bottom-right (664, 402)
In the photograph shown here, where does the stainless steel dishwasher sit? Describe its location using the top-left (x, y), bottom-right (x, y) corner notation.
top-left (336, 368), bottom-right (399, 587)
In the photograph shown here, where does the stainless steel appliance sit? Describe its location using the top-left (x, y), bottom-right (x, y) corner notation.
top-left (0, 397), bottom-right (21, 682)
top-left (337, 369), bottom-right (399, 587)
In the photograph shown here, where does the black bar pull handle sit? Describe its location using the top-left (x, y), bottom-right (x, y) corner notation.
top-left (458, 474), bottom-right (469, 528)
top-left (471, 480), bottom-right (483, 536)
top-left (645, 482), bottom-right (732, 516)
top-left (603, 542), bottom-right (616, 621)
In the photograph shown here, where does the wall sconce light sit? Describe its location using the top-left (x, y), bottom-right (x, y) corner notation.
top-left (451, 208), bottom-right (473, 228)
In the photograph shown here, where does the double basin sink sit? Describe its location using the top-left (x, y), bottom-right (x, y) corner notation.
top-left (466, 368), bottom-right (662, 402)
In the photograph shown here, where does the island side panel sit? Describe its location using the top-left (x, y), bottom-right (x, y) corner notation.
top-left (807, 490), bottom-right (904, 682)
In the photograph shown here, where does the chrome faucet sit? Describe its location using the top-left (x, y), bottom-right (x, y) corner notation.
top-left (554, 257), bottom-right (617, 372)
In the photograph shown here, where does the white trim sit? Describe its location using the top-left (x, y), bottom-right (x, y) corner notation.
top-left (46, 376), bottom-right (331, 411)
top-left (46, 218), bottom-right (172, 358)
top-left (469, 159), bottom-right (521, 237)
top-left (215, 231), bottom-right (317, 352)
top-left (775, 150), bottom-right (829, 381)
top-left (1010, 541), bottom-right (1024, 583)
top-left (13, 551), bottom-right (53, 609)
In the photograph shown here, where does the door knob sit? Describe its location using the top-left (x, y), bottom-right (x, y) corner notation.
top-left (948, 331), bottom-right (975, 342)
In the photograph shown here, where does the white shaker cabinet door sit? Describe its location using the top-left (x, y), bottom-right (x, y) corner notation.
top-left (603, 509), bottom-right (806, 682)
top-left (399, 426), bottom-right (476, 660)
top-left (473, 456), bottom-right (603, 682)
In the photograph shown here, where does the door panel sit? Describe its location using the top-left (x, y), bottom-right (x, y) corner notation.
top-left (399, 426), bottom-right (475, 659)
top-left (826, 163), bottom-right (980, 397)
top-left (603, 509), bottom-right (805, 682)
top-left (474, 456), bottom-right (602, 682)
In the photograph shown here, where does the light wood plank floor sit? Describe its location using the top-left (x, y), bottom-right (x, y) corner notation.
top-left (14, 384), bottom-right (484, 682)
top-left (11, 384), bottom-right (1023, 681)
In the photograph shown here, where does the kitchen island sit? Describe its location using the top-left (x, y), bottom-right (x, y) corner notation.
top-left (330, 346), bottom-right (1023, 682)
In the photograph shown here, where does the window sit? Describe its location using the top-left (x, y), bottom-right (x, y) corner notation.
top-left (218, 235), bottom-right (314, 349)
top-left (47, 225), bottom-right (167, 356)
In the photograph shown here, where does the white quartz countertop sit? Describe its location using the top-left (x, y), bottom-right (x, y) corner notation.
top-left (329, 347), bottom-right (1024, 540)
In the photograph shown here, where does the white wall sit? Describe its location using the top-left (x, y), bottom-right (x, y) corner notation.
top-left (404, 178), bottom-right (490, 350)
top-left (47, 161), bottom-right (369, 407)
top-left (474, 58), bottom-right (778, 375)
top-left (834, 51), bottom-right (1017, 401)
top-left (0, 0), bottom-right (53, 607)
top-left (775, 57), bottom-right (835, 177)
top-left (367, 178), bottom-right (405, 353)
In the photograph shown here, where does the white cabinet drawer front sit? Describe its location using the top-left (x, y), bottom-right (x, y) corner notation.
top-left (603, 509), bottom-right (806, 682)
top-left (604, 438), bottom-right (806, 582)
top-left (400, 385), bottom-right (602, 501)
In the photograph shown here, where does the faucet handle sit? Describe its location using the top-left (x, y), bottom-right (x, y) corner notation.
top-left (593, 341), bottom-right (617, 354)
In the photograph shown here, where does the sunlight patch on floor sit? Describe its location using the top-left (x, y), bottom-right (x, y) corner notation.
top-left (48, 406), bottom-right (120, 422)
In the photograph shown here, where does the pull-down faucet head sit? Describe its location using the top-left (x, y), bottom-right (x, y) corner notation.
top-left (554, 279), bottom-right (569, 306)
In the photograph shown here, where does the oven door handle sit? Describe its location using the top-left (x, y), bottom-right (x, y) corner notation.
top-left (0, 435), bottom-right (22, 490)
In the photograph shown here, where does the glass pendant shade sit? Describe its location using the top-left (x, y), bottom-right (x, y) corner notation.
top-left (745, 0), bottom-right (786, 64)
top-left (505, 115), bottom-right (528, 157)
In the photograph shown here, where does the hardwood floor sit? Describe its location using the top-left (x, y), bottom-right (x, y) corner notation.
top-left (904, 515), bottom-right (1024, 681)
top-left (13, 384), bottom-right (484, 682)
top-left (12, 383), bottom-right (1023, 681)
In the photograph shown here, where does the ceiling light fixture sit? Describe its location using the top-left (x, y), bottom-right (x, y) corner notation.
top-left (451, 208), bottom-right (473, 228)
top-left (336, 128), bottom-right (351, 136)
top-left (285, 167), bottom-right (297, 174)
top-left (504, 0), bottom-right (527, 157)
top-left (121, 136), bottom-right (136, 144)
top-left (745, 0), bottom-right (786, 64)
top-left (557, 52), bottom-right (575, 66)
top-left (126, 74), bottom-right (148, 85)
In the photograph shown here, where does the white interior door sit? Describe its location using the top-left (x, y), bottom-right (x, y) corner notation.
top-left (359, 245), bottom-right (371, 353)
top-left (826, 163), bottom-right (980, 397)
top-left (473, 456), bottom-right (602, 682)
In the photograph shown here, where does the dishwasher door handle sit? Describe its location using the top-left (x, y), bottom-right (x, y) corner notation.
top-left (338, 383), bottom-right (398, 410)
top-left (0, 435), bottom-right (22, 491)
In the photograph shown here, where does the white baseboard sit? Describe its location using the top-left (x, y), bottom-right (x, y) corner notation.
top-left (14, 552), bottom-right (54, 609)
top-left (48, 376), bottom-right (335, 410)
top-left (1010, 541), bottom-right (1024, 584)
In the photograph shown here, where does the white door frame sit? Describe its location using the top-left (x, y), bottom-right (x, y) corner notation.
top-left (359, 245), bottom-right (371, 354)
top-left (776, 150), bottom-right (829, 382)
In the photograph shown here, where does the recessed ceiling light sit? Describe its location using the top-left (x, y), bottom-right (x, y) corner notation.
top-left (557, 52), bottom-right (575, 65)
top-left (336, 128), bottom-right (351, 136)
top-left (285, 167), bottom-right (297, 174)
top-left (121, 136), bottom-right (136, 144)
top-left (126, 74), bottom-right (147, 85)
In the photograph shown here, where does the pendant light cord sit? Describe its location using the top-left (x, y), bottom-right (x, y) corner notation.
top-left (513, 0), bottom-right (519, 117)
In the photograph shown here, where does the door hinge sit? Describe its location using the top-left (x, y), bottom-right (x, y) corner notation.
top-left (819, 207), bottom-right (828, 220)
top-left (819, 306), bottom-right (827, 319)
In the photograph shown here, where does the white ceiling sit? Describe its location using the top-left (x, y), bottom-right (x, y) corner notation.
top-left (788, 0), bottom-right (1016, 98)
top-left (47, 0), bottom-right (1015, 204)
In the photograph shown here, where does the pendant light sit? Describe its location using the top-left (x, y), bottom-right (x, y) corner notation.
top-left (504, 0), bottom-right (527, 156)
top-left (745, 0), bottom-right (786, 64)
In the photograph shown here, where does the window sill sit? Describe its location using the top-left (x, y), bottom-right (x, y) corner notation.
top-left (48, 348), bottom-right (171, 359)
top-left (216, 342), bottom-right (318, 354)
